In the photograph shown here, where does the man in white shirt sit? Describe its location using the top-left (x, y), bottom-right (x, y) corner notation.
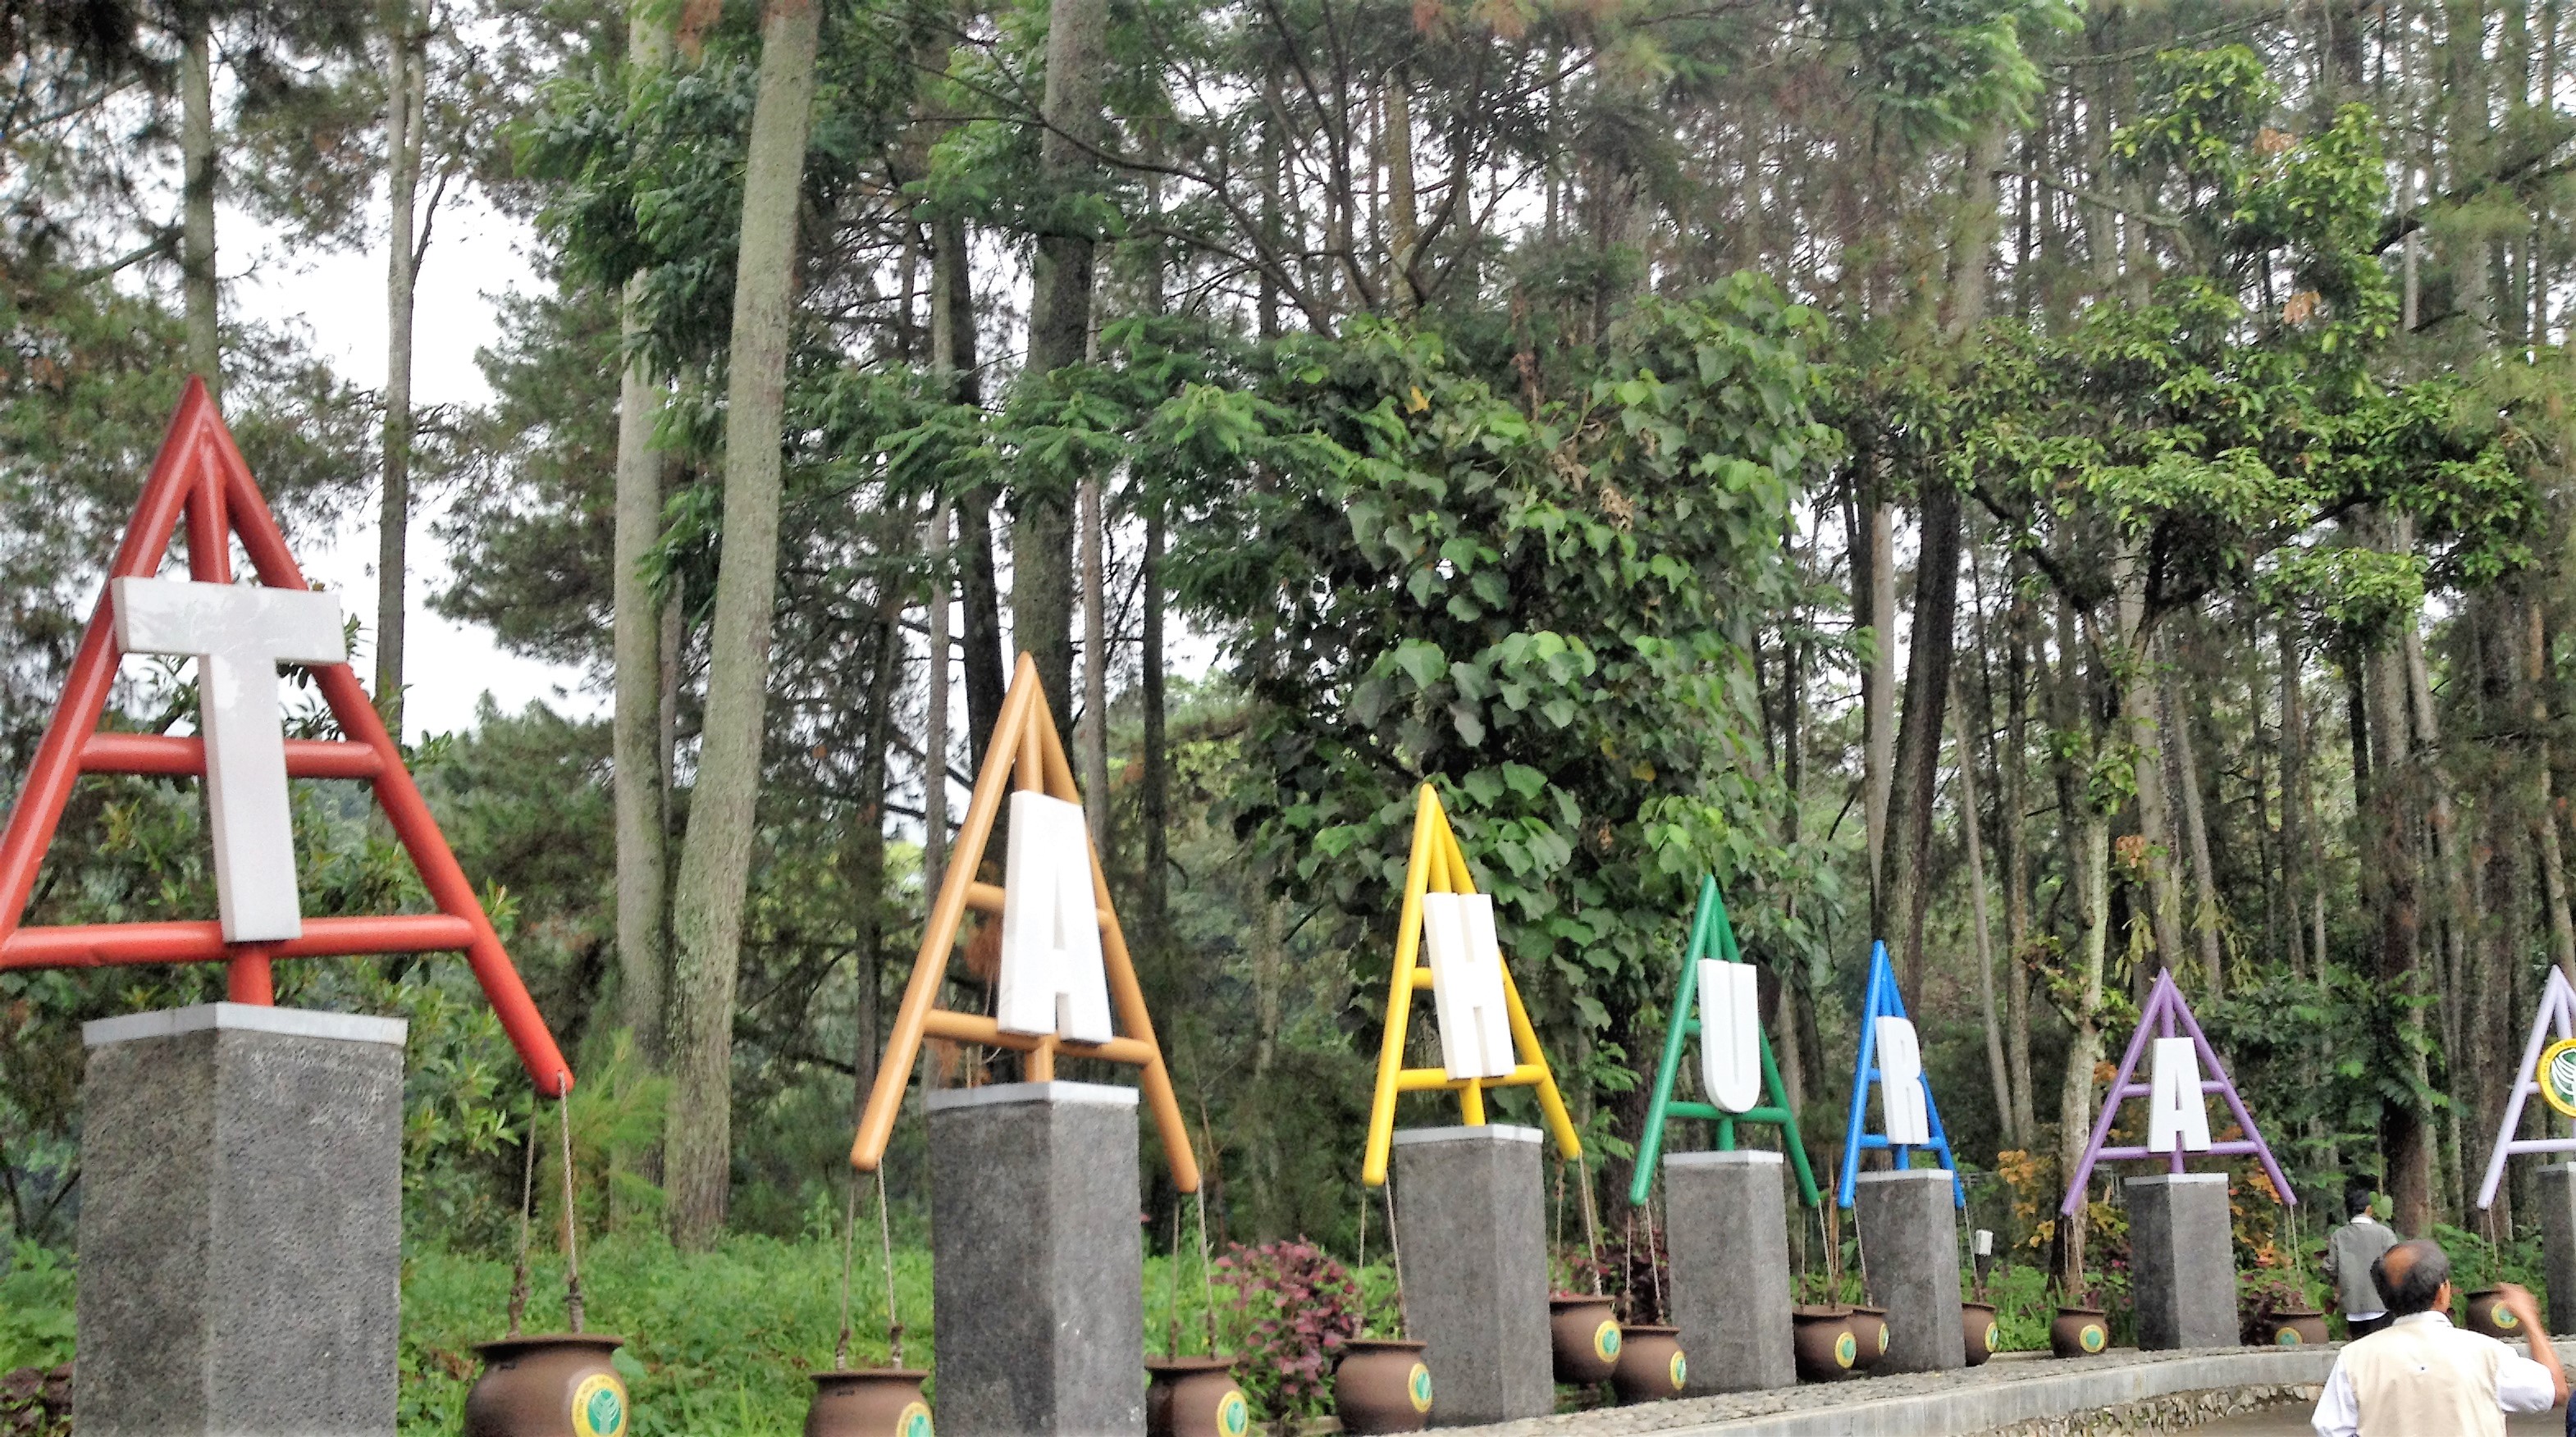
top-left (2311, 1239), bottom-right (2565, 1437)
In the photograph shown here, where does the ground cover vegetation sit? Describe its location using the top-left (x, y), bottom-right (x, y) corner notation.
top-left (11, 0), bottom-right (2576, 1422)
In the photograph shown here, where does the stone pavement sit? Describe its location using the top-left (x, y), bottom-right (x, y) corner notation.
top-left (1437, 1346), bottom-right (2337, 1436)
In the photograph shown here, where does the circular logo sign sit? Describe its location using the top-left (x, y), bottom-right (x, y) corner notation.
top-left (2494, 1306), bottom-right (2523, 1330)
top-left (570, 1372), bottom-right (628, 1437)
top-left (1406, 1363), bottom-right (1433, 1413)
top-left (1833, 1330), bottom-right (1857, 1368)
top-left (1874, 1320), bottom-right (1889, 1355)
top-left (1216, 1389), bottom-right (1249, 1436)
top-left (2080, 1323), bottom-right (2107, 1354)
top-left (2545, 1038), bottom-right (2576, 1119)
top-left (1667, 1351), bottom-right (1688, 1389)
top-left (1592, 1321), bottom-right (1620, 1362)
top-left (896, 1400), bottom-right (933, 1437)
top-left (2276, 1325), bottom-right (2303, 1346)
top-left (1980, 1321), bottom-right (1999, 1354)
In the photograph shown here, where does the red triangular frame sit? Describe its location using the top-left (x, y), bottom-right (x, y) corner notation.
top-left (0, 378), bottom-right (571, 1094)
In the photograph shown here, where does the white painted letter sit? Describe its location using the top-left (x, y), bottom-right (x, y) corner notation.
top-left (1423, 892), bottom-right (1517, 1079)
top-left (2147, 1037), bottom-right (2213, 1153)
top-left (1696, 959), bottom-right (1763, 1112)
top-left (1875, 1016), bottom-right (1930, 1145)
top-left (112, 577), bottom-right (345, 942)
top-left (995, 791), bottom-right (1115, 1042)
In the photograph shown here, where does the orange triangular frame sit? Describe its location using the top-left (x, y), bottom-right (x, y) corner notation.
top-left (0, 378), bottom-right (572, 1093)
top-left (850, 653), bottom-right (1199, 1191)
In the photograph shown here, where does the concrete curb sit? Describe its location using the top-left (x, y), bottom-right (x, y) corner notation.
top-left (1438, 1345), bottom-right (2345, 1437)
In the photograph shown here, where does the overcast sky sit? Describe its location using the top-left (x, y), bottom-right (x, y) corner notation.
top-left (232, 192), bottom-right (596, 741)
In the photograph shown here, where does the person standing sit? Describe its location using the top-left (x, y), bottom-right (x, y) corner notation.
top-left (2323, 1184), bottom-right (2399, 1339)
top-left (2309, 1239), bottom-right (2565, 1437)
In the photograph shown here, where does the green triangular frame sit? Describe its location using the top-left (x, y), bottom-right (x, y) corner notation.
top-left (1627, 876), bottom-right (1820, 1208)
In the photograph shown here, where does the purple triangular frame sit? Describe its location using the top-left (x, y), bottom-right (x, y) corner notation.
top-left (2058, 969), bottom-right (2294, 1216)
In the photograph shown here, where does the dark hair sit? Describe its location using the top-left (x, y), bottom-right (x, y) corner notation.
top-left (2371, 1239), bottom-right (2451, 1317)
top-left (2345, 1185), bottom-right (2377, 1219)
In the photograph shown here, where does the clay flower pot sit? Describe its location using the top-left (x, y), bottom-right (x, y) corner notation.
top-left (1146, 1357), bottom-right (1250, 1437)
top-left (1960, 1301), bottom-right (2000, 1366)
top-left (2263, 1309), bottom-right (2330, 1348)
top-left (1609, 1325), bottom-right (1687, 1403)
top-left (464, 1334), bottom-right (631, 1437)
top-left (1848, 1306), bottom-right (1890, 1371)
top-left (2049, 1306), bottom-right (2109, 1359)
top-left (1547, 1293), bottom-right (1623, 1383)
top-left (804, 1370), bottom-right (931, 1437)
top-left (2465, 1289), bottom-right (2523, 1339)
top-left (1791, 1306), bottom-right (1857, 1381)
top-left (1333, 1339), bottom-right (1432, 1434)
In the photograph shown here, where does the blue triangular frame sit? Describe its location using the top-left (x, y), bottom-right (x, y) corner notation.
top-left (1835, 940), bottom-right (1964, 1209)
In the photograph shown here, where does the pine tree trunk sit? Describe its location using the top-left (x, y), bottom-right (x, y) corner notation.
top-left (377, 0), bottom-right (425, 722)
top-left (925, 503), bottom-right (952, 886)
top-left (664, 0), bottom-right (823, 1248)
top-left (1014, 0), bottom-right (1112, 731)
top-left (2526, 596), bottom-right (2576, 983)
top-left (1385, 70), bottom-right (1417, 313)
top-left (613, 0), bottom-right (677, 1070)
top-left (1953, 671), bottom-right (2012, 1143)
top-left (1078, 470), bottom-right (1108, 852)
top-left (929, 212), bottom-right (1006, 776)
top-left (2162, 653), bottom-right (2225, 994)
top-left (2364, 521), bottom-right (2431, 1235)
top-left (180, 11), bottom-right (218, 395)
top-left (2000, 576), bottom-right (2036, 1145)
top-left (1857, 469), bottom-right (1896, 910)
top-left (1882, 479), bottom-right (1960, 998)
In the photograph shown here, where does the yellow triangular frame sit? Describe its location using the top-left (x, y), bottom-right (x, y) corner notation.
top-left (851, 652), bottom-right (1199, 1192)
top-left (1361, 784), bottom-right (1580, 1187)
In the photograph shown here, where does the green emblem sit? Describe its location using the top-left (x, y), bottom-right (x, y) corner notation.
top-left (1981, 1321), bottom-right (1999, 1353)
top-left (897, 1401), bottom-right (933, 1437)
top-left (2080, 1324), bottom-right (2106, 1354)
top-left (2276, 1326), bottom-right (2301, 1346)
top-left (1593, 1322), bottom-right (1620, 1362)
top-left (1834, 1331), bottom-right (1857, 1368)
top-left (1407, 1364), bottom-right (1433, 1413)
top-left (1217, 1390), bottom-right (1249, 1436)
top-left (1668, 1352), bottom-right (1688, 1389)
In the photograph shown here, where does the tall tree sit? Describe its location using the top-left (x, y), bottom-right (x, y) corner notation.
top-left (664, 0), bottom-right (824, 1248)
top-left (1012, 0), bottom-right (1110, 728)
top-left (611, 0), bottom-right (676, 1070)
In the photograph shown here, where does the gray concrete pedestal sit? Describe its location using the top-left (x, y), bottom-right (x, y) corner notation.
top-left (1663, 1151), bottom-right (1794, 1392)
top-left (1854, 1167), bottom-right (1966, 1372)
top-left (2538, 1164), bottom-right (2576, 1335)
top-left (1391, 1125), bottom-right (1550, 1426)
top-left (928, 1081), bottom-right (1144, 1436)
top-left (76, 1002), bottom-right (407, 1437)
top-left (2125, 1173), bottom-right (2237, 1350)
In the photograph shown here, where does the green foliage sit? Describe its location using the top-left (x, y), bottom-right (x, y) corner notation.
top-left (0, 1245), bottom-right (72, 1374)
top-left (1172, 276), bottom-right (1844, 1132)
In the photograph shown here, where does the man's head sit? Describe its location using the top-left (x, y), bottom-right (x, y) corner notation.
top-left (2372, 1239), bottom-right (2452, 1317)
top-left (2346, 1184), bottom-right (2377, 1220)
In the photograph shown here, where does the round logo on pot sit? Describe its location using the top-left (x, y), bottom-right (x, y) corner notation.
top-left (1216, 1389), bottom-right (1249, 1436)
top-left (1592, 1322), bottom-right (1620, 1362)
top-left (2080, 1325), bottom-right (2106, 1354)
top-left (1981, 1321), bottom-right (1999, 1353)
top-left (1833, 1331), bottom-right (1857, 1368)
top-left (570, 1372), bottom-right (627, 1437)
top-left (1407, 1363), bottom-right (1433, 1413)
top-left (2276, 1325), bottom-right (2303, 1346)
top-left (897, 1400), bottom-right (933, 1437)
top-left (1666, 1351), bottom-right (1687, 1389)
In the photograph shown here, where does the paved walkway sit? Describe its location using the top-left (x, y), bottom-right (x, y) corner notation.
top-left (1442, 1347), bottom-right (2336, 1435)
top-left (2190, 1402), bottom-right (2562, 1434)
